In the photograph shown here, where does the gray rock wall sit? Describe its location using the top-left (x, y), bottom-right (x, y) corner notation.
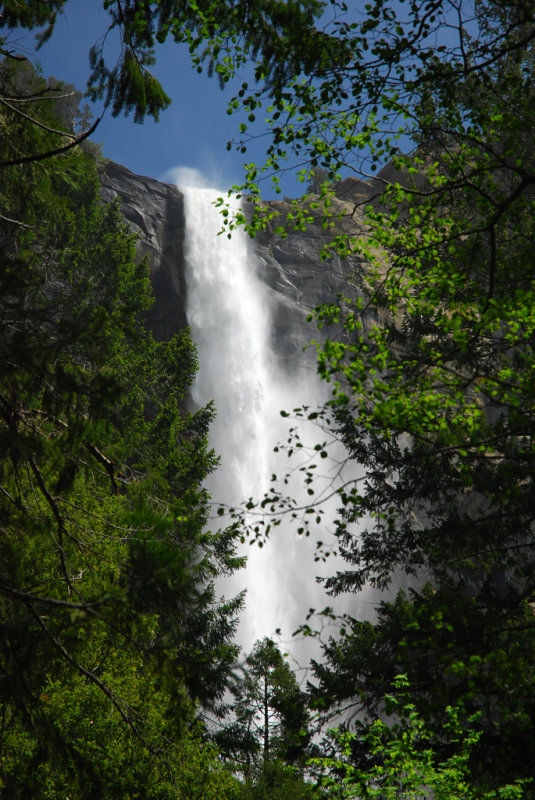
top-left (98, 160), bottom-right (367, 364)
top-left (251, 203), bottom-right (362, 368)
top-left (99, 161), bottom-right (187, 340)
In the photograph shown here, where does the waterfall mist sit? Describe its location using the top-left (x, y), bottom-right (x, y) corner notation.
top-left (180, 185), bottom-right (368, 663)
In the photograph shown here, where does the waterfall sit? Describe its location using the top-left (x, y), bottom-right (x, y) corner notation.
top-left (181, 185), bottom-right (363, 660)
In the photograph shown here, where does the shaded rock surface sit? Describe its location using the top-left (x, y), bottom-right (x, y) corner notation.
top-left (250, 202), bottom-right (363, 368)
top-left (99, 161), bottom-right (186, 339)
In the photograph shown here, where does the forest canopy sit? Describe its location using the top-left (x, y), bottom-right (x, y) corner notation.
top-left (0, 53), bottom-right (244, 797)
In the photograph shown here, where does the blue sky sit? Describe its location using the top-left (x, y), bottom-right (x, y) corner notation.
top-left (14, 0), bottom-right (300, 196)
top-left (10, 1), bottom-right (453, 196)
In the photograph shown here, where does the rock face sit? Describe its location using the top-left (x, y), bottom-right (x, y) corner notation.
top-left (251, 203), bottom-right (362, 368)
top-left (98, 160), bottom-right (366, 360)
top-left (99, 161), bottom-right (187, 339)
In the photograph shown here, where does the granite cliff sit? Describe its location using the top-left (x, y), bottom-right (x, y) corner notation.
top-left (99, 161), bottom-right (187, 340)
top-left (98, 160), bottom-right (380, 363)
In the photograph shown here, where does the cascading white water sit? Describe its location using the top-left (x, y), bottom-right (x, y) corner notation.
top-left (183, 187), bottom-right (271, 503)
top-left (182, 186), bottom-right (279, 647)
top-left (181, 185), bottom-right (363, 659)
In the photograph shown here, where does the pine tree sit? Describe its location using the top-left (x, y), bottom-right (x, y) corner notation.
top-left (217, 638), bottom-right (314, 800)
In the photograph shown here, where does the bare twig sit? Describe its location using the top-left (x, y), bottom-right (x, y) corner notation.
top-left (0, 115), bottom-right (101, 167)
top-left (0, 96), bottom-right (75, 138)
top-left (28, 456), bottom-right (73, 594)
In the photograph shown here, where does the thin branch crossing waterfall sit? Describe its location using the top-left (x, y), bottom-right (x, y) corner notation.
top-left (181, 186), bottom-right (360, 657)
